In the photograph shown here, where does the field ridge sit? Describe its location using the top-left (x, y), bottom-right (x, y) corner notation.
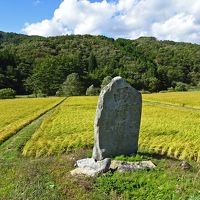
top-left (142, 92), bottom-right (200, 109)
top-left (143, 100), bottom-right (200, 112)
top-left (0, 97), bottom-right (66, 145)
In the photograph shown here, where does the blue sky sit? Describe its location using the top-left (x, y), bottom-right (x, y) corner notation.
top-left (0, 0), bottom-right (200, 44)
top-left (0, 0), bottom-right (108, 33)
top-left (0, 0), bottom-right (62, 33)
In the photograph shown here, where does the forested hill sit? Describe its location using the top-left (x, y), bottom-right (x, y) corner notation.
top-left (0, 31), bottom-right (199, 95)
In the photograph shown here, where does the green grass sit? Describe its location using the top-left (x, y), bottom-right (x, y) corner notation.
top-left (94, 157), bottom-right (200, 200)
top-left (0, 110), bottom-right (61, 199)
top-left (1, 142), bottom-right (200, 200)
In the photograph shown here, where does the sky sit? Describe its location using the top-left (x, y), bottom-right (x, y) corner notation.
top-left (1, 0), bottom-right (200, 44)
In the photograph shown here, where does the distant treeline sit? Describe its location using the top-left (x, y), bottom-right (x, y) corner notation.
top-left (0, 31), bottom-right (199, 95)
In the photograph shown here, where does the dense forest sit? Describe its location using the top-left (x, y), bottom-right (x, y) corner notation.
top-left (0, 31), bottom-right (199, 95)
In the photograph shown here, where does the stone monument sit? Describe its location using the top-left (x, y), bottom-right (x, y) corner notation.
top-left (70, 76), bottom-right (143, 177)
top-left (92, 76), bottom-right (142, 160)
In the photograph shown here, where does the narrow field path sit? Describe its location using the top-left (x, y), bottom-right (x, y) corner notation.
top-left (0, 97), bottom-right (67, 147)
top-left (143, 100), bottom-right (200, 112)
top-left (0, 112), bottom-right (49, 161)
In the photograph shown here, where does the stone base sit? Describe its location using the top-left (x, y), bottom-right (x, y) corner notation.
top-left (110, 160), bottom-right (156, 172)
top-left (70, 158), bottom-right (156, 176)
top-left (70, 158), bottom-right (111, 177)
top-left (70, 167), bottom-right (99, 177)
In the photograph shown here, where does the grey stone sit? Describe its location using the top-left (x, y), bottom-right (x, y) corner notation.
top-left (77, 158), bottom-right (111, 172)
top-left (70, 158), bottom-right (111, 177)
top-left (70, 167), bottom-right (98, 177)
top-left (180, 161), bottom-right (192, 170)
top-left (93, 76), bottom-right (142, 160)
top-left (110, 160), bottom-right (156, 172)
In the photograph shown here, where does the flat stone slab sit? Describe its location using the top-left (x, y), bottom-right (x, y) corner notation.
top-left (110, 160), bottom-right (156, 172)
top-left (70, 158), bottom-right (111, 177)
top-left (70, 167), bottom-right (99, 177)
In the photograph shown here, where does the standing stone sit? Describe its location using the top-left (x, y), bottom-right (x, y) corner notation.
top-left (92, 76), bottom-right (142, 161)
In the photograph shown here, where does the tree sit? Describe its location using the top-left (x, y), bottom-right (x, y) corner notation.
top-left (59, 73), bottom-right (85, 96)
top-left (175, 82), bottom-right (188, 91)
top-left (0, 88), bottom-right (16, 99)
top-left (0, 31), bottom-right (200, 94)
top-left (86, 85), bottom-right (100, 96)
top-left (101, 76), bottom-right (112, 90)
top-left (147, 77), bottom-right (160, 92)
top-left (26, 57), bottom-right (57, 96)
top-left (27, 54), bottom-right (83, 96)
top-left (88, 52), bottom-right (97, 72)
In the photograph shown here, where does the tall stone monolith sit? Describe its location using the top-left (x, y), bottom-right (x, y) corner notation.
top-left (92, 76), bottom-right (142, 161)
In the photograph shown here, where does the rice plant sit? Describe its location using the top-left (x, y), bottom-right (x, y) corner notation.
top-left (0, 97), bottom-right (64, 143)
top-left (23, 94), bottom-right (200, 161)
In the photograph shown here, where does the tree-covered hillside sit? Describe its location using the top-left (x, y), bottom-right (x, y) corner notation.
top-left (0, 31), bottom-right (199, 95)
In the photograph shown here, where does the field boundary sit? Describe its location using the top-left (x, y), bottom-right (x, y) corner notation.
top-left (0, 97), bottom-right (67, 145)
top-left (143, 100), bottom-right (200, 111)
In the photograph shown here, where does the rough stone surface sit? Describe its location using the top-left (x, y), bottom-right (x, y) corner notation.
top-left (93, 76), bottom-right (142, 161)
top-left (70, 167), bottom-right (98, 177)
top-left (70, 158), bottom-right (111, 177)
top-left (110, 160), bottom-right (156, 172)
top-left (76, 158), bottom-right (111, 172)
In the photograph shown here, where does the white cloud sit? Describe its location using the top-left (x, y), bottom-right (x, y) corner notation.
top-left (152, 14), bottom-right (200, 43)
top-left (23, 0), bottom-right (200, 44)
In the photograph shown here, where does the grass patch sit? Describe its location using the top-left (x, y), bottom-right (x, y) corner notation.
top-left (1, 146), bottom-right (200, 199)
top-left (93, 153), bottom-right (200, 200)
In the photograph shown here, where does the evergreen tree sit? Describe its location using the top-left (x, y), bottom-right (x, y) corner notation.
top-left (88, 52), bottom-right (97, 72)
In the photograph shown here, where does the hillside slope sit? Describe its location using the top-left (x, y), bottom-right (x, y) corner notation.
top-left (0, 31), bottom-right (199, 94)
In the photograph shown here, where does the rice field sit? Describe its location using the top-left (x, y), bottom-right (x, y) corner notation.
top-left (22, 93), bottom-right (200, 161)
top-left (22, 97), bottom-right (97, 157)
top-left (0, 97), bottom-right (64, 143)
top-left (143, 91), bottom-right (200, 108)
top-left (140, 104), bottom-right (200, 161)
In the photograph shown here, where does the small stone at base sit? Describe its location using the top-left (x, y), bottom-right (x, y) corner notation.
top-left (70, 158), bottom-right (111, 177)
top-left (70, 167), bottom-right (98, 177)
top-left (110, 160), bottom-right (156, 172)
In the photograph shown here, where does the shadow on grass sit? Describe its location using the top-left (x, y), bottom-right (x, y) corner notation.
top-left (137, 151), bottom-right (179, 161)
